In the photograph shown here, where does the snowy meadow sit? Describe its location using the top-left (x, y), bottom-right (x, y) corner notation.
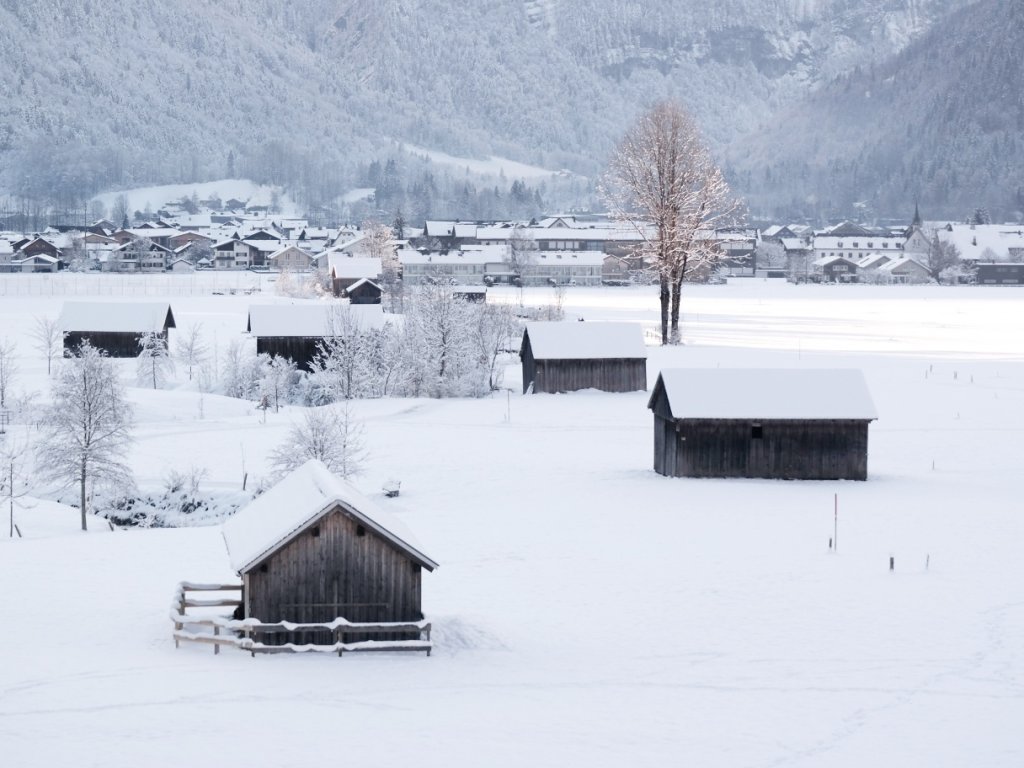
top-left (1, 279), bottom-right (1022, 767)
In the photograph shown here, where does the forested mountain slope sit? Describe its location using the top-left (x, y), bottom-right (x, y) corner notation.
top-left (1, 0), bottom-right (1004, 220)
top-left (730, 0), bottom-right (1024, 221)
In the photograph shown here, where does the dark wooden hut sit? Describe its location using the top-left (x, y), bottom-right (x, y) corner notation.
top-left (58, 301), bottom-right (176, 357)
top-left (520, 322), bottom-right (647, 394)
top-left (343, 278), bottom-right (383, 304)
top-left (976, 262), bottom-right (1024, 285)
top-left (648, 369), bottom-right (877, 480)
top-left (221, 460), bottom-right (437, 645)
top-left (246, 303), bottom-right (388, 371)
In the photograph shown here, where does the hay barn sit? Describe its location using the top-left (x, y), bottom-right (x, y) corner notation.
top-left (648, 369), bottom-right (877, 480)
top-left (520, 321), bottom-right (647, 394)
top-left (58, 302), bottom-right (176, 357)
top-left (221, 460), bottom-right (437, 645)
top-left (246, 303), bottom-right (389, 371)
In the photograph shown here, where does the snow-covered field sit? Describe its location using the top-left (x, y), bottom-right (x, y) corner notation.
top-left (1, 281), bottom-right (1023, 767)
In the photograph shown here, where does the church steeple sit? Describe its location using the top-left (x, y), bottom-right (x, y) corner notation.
top-left (912, 202), bottom-right (922, 228)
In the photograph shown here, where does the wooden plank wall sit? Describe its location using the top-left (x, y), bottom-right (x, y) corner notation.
top-left (246, 505), bottom-right (423, 644)
top-left (534, 358), bottom-right (647, 394)
top-left (63, 330), bottom-right (167, 358)
top-left (653, 417), bottom-right (870, 480)
top-left (256, 337), bottom-right (322, 372)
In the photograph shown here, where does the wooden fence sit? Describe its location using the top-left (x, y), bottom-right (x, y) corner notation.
top-left (171, 581), bottom-right (432, 657)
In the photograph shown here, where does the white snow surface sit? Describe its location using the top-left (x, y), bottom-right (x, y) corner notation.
top-left (406, 144), bottom-right (565, 180)
top-left (325, 254), bottom-right (382, 279)
top-left (524, 321), bottom-right (647, 359)
top-left (655, 368), bottom-right (878, 420)
top-left (222, 459), bottom-right (436, 573)
top-left (58, 300), bottom-right (174, 333)
top-left (0, 281), bottom-right (1022, 767)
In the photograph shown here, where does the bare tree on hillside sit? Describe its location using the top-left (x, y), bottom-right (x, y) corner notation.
top-left (37, 343), bottom-right (134, 531)
top-left (270, 404), bottom-right (367, 480)
top-left (30, 316), bottom-right (62, 377)
top-left (601, 101), bottom-right (740, 344)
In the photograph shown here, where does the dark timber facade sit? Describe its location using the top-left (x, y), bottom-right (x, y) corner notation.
top-left (648, 371), bottom-right (875, 481)
top-left (242, 502), bottom-right (434, 644)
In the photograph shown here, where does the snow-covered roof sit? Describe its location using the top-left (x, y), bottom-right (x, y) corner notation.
top-left (652, 369), bottom-right (877, 420)
top-left (935, 224), bottom-right (1024, 261)
top-left (858, 253), bottom-right (892, 270)
top-left (879, 256), bottom-right (927, 274)
top-left (221, 459), bottom-right (437, 574)
top-left (345, 277), bottom-right (382, 292)
top-left (780, 238), bottom-right (809, 251)
top-left (247, 303), bottom-right (389, 337)
top-left (327, 254), bottom-right (381, 279)
top-left (523, 322), bottom-right (647, 360)
top-left (58, 302), bottom-right (176, 333)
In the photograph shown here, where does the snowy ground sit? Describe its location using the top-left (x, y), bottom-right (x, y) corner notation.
top-left (1, 281), bottom-right (1022, 766)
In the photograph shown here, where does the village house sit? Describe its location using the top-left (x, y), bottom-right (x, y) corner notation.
top-left (268, 245), bottom-right (315, 272)
top-left (648, 368), bottom-right (877, 480)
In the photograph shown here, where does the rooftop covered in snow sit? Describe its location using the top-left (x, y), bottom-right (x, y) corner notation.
top-left (221, 459), bottom-right (437, 574)
top-left (523, 321), bottom-right (647, 360)
top-left (246, 303), bottom-right (388, 337)
top-left (651, 368), bottom-right (877, 421)
top-left (57, 301), bottom-right (176, 333)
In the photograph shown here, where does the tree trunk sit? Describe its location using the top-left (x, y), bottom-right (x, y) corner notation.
top-left (80, 464), bottom-right (87, 532)
top-left (659, 275), bottom-right (670, 345)
top-left (670, 273), bottom-right (684, 344)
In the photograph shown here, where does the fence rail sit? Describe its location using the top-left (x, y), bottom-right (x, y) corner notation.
top-left (171, 581), bottom-right (432, 657)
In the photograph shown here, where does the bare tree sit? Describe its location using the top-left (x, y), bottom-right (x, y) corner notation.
top-left (270, 404), bottom-right (367, 479)
top-left (470, 303), bottom-right (517, 392)
top-left (602, 101), bottom-right (740, 344)
top-left (923, 239), bottom-right (962, 281)
top-left (505, 224), bottom-right (537, 304)
top-left (137, 332), bottom-right (175, 389)
top-left (37, 342), bottom-right (134, 531)
top-left (30, 316), bottom-right (62, 377)
top-left (174, 324), bottom-right (208, 382)
top-left (0, 338), bottom-right (16, 412)
top-left (0, 435), bottom-right (32, 538)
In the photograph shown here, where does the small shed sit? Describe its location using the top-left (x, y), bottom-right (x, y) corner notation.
top-left (648, 369), bottom-right (877, 480)
top-left (221, 460), bottom-right (437, 644)
top-left (343, 277), bottom-right (383, 304)
top-left (59, 302), bottom-right (176, 357)
top-left (246, 303), bottom-right (389, 371)
top-left (520, 322), bottom-right (647, 394)
top-left (326, 253), bottom-right (382, 296)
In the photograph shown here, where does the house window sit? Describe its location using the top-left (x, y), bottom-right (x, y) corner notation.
top-left (356, 524), bottom-right (366, 537)
top-left (311, 526), bottom-right (320, 538)
top-left (751, 424), bottom-right (763, 439)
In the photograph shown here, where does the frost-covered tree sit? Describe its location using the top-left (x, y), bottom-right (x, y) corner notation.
top-left (174, 324), bottom-right (208, 382)
top-left (1, 434), bottom-right (32, 538)
top-left (221, 339), bottom-right (262, 399)
top-left (137, 332), bottom-right (174, 389)
top-left (270, 404), bottom-right (367, 480)
top-left (37, 343), bottom-right (134, 531)
top-left (258, 354), bottom-right (299, 413)
top-left (0, 338), bottom-right (17, 411)
top-left (602, 101), bottom-right (740, 344)
top-left (30, 316), bottom-right (62, 377)
top-left (406, 282), bottom-right (476, 397)
top-left (470, 303), bottom-right (517, 392)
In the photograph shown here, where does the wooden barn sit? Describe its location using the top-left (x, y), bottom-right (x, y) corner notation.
top-left (648, 369), bottom-right (877, 480)
top-left (58, 301), bottom-right (176, 358)
top-left (246, 303), bottom-right (389, 371)
top-left (343, 278), bottom-right (383, 304)
top-left (520, 322), bottom-right (647, 394)
top-left (221, 460), bottom-right (437, 645)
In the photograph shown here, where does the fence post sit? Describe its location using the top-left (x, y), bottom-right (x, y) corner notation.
top-left (214, 624), bottom-right (220, 655)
